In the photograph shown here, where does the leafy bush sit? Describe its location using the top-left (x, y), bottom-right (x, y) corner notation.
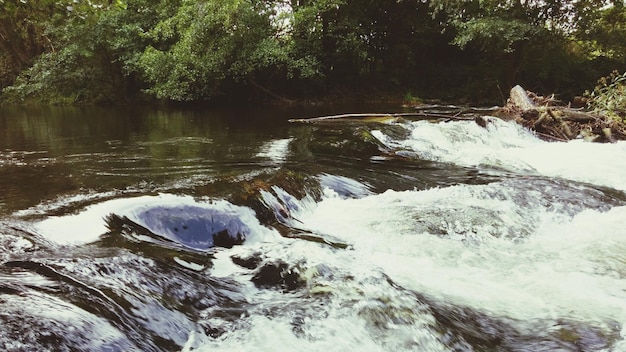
top-left (586, 70), bottom-right (626, 123)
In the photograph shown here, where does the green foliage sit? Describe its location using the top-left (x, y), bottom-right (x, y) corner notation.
top-left (576, 3), bottom-right (626, 60)
top-left (586, 70), bottom-right (626, 122)
top-left (403, 91), bottom-right (422, 106)
top-left (136, 0), bottom-right (322, 101)
top-left (289, 0), bottom-right (441, 89)
top-left (0, 0), bottom-right (59, 87)
top-left (452, 17), bottom-right (543, 53)
top-left (1, 0), bottom-right (625, 104)
top-left (424, 0), bottom-right (626, 101)
top-left (1, 0), bottom-right (142, 103)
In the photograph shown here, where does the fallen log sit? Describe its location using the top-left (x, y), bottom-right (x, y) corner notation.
top-left (288, 111), bottom-right (476, 123)
top-left (559, 110), bottom-right (598, 123)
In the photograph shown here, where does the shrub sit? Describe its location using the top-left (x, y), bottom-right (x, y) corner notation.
top-left (586, 70), bottom-right (626, 123)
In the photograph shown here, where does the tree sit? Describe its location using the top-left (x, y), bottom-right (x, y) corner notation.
top-left (136, 0), bottom-right (321, 101)
top-left (287, 0), bottom-right (447, 94)
top-left (577, 2), bottom-right (626, 61)
top-left (1, 0), bottom-right (137, 103)
top-left (421, 0), bottom-right (626, 100)
top-left (2, 0), bottom-right (625, 104)
top-left (0, 0), bottom-right (60, 88)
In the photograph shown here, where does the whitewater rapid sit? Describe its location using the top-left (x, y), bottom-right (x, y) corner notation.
top-left (197, 118), bottom-right (626, 351)
top-left (371, 118), bottom-right (626, 191)
top-left (22, 117), bottom-right (626, 351)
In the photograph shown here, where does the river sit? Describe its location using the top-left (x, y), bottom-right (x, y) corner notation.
top-left (1, 104), bottom-right (626, 351)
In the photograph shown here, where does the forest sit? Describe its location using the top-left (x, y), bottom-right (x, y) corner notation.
top-left (0, 0), bottom-right (625, 106)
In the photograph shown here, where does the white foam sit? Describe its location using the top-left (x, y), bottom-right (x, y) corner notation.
top-left (1, 291), bottom-right (132, 350)
top-left (290, 182), bottom-right (626, 326)
top-left (511, 139), bottom-right (626, 191)
top-left (256, 138), bottom-right (293, 163)
top-left (372, 119), bottom-right (626, 191)
top-left (34, 194), bottom-right (277, 245)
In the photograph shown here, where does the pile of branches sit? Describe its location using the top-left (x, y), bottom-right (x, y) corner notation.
top-left (291, 84), bottom-right (625, 143)
top-left (497, 85), bottom-right (626, 142)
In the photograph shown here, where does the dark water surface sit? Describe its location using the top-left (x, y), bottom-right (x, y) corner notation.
top-left (1, 104), bottom-right (626, 351)
top-left (0, 105), bottom-right (297, 213)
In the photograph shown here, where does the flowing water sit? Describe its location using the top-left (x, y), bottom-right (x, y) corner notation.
top-left (1, 104), bottom-right (626, 351)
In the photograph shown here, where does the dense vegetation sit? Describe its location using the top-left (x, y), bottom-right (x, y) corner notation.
top-left (0, 0), bottom-right (625, 105)
top-left (586, 70), bottom-right (626, 122)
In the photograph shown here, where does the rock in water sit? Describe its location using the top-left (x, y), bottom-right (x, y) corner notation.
top-left (509, 85), bottom-right (536, 112)
top-left (135, 205), bottom-right (247, 249)
top-left (106, 204), bottom-right (248, 250)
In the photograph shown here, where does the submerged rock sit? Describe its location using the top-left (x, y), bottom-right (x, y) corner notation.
top-left (105, 203), bottom-right (248, 250)
top-left (231, 251), bottom-right (264, 270)
top-left (251, 260), bottom-right (304, 291)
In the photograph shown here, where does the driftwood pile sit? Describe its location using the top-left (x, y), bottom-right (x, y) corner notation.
top-left (290, 84), bottom-right (625, 143)
top-left (497, 85), bottom-right (626, 142)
